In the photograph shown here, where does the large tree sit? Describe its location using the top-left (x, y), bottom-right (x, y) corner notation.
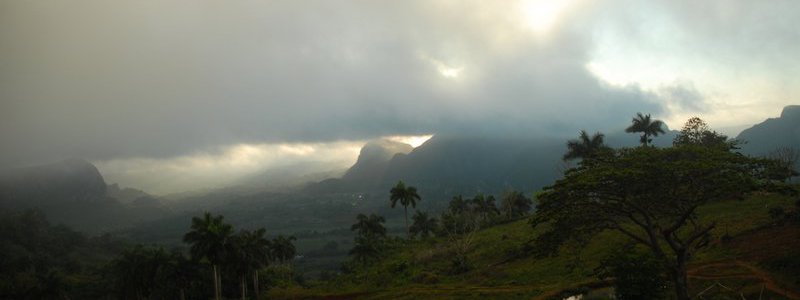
top-left (229, 228), bottom-right (271, 300)
top-left (563, 130), bottom-right (610, 161)
top-left (183, 212), bottom-right (233, 300)
top-left (350, 213), bottom-right (387, 240)
top-left (625, 112), bottom-right (666, 146)
top-left (270, 235), bottom-right (297, 265)
top-left (389, 181), bottom-right (422, 239)
top-left (410, 211), bottom-right (438, 239)
top-left (532, 145), bottom-right (790, 300)
top-left (349, 213), bottom-right (387, 265)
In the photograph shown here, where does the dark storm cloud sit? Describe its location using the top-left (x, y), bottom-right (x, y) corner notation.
top-left (6, 1), bottom-right (790, 167)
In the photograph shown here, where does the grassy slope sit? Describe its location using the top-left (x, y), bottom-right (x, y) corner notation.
top-left (270, 192), bottom-right (799, 299)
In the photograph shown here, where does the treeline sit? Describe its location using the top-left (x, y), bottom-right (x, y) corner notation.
top-left (0, 209), bottom-right (127, 299)
top-left (333, 115), bottom-right (798, 300)
top-left (0, 210), bottom-right (300, 300)
top-left (111, 212), bottom-right (299, 300)
top-left (344, 186), bottom-right (533, 273)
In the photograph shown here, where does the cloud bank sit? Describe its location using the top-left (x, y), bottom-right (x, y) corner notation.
top-left (1, 1), bottom-right (797, 191)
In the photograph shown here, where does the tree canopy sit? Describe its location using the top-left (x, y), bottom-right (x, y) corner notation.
top-left (532, 144), bottom-right (792, 300)
top-left (625, 112), bottom-right (666, 146)
top-left (563, 130), bottom-right (610, 161)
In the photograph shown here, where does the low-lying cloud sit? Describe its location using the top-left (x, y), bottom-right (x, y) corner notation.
top-left (2, 1), bottom-right (798, 191)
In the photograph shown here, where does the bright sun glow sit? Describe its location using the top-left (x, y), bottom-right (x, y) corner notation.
top-left (438, 65), bottom-right (464, 78)
top-left (385, 134), bottom-right (434, 148)
top-left (521, 0), bottom-right (573, 33)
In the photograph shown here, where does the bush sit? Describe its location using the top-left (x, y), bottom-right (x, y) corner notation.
top-left (597, 245), bottom-right (668, 300)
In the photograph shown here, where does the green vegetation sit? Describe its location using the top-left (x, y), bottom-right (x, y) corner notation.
top-left (390, 181), bottom-right (422, 239)
top-left (268, 190), bottom-right (799, 300)
top-left (625, 112), bottom-right (666, 146)
top-left (267, 116), bottom-right (799, 300)
top-left (563, 130), bottom-right (609, 161)
top-left (3, 115), bottom-right (798, 299)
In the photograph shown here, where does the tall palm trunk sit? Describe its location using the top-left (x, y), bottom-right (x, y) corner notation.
top-left (240, 275), bottom-right (246, 300)
top-left (253, 272), bottom-right (260, 300)
top-left (404, 206), bottom-right (409, 239)
top-left (213, 264), bottom-right (221, 300)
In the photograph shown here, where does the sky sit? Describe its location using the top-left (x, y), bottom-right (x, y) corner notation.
top-left (1, 1), bottom-right (798, 194)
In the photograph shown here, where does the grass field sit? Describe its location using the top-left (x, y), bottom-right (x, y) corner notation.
top-left (268, 191), bottom-right (800, 299)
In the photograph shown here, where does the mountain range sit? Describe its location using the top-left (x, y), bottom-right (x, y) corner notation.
top-left (1, 106), bottom-right (797, 235)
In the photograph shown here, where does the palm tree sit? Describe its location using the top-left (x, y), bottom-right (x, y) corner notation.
top-left (410, 211), bottom-right (438, 239)
top-left (349, 236), bottom-right (382, 265)
top-left (626, 112), bottom-right (666, 147)
top-left (230, 228), bottom-right (271, 300)
top-left (390, 181), bottom-right (422, 238)
top-left (563, 130), bottom-right (609, 161)
top-left (183, 212), bottom-right (233, 300)
top-left (351, 213), bottom-right (387, 240)
top-left (228, 229), bottom-right (271, 300)
top-left (111, 245), bottom-right (168, 300)
top-left (270, 235), bottom-right (297, 265)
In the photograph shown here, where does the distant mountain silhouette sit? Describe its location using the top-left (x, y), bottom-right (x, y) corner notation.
top-left (308, 126), bottom-right (680, 198)
top-left (343, 140), bottom-right (413, 186)
top-left (736, 105), bottom-right (800, 156)
top-left (0, 159), bottom-right (170, 233)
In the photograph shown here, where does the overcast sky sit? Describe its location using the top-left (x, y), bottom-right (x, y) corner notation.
top-left (1, 1), bottom-right (798, 193)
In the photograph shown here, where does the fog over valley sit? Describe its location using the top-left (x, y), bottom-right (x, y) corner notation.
top-left (3, 1), bottom-right (799, 193)
top-left (1, 1), bottom-right (799, 299)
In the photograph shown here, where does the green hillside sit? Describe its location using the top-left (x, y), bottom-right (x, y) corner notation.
top-left (269, 191), bottom-right (799, 299)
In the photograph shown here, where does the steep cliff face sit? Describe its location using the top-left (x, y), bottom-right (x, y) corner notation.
top-left (0, 159), bottom-right (170, 233)
top-left (342, 140), bottom-right (413, 186)
top-left (737, 105), bottom-right (800, 155)
top-left (0, 159), bottom-right (108, 206)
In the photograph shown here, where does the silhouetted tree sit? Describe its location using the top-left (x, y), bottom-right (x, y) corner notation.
top-left (350, 213), bottom-right (387, 240)
top-left (563, 130), bottom-right (610, 161)
top-left (348, 213), bottom-right (387, 265)
top-left (389, 181), bottom-right (422, 239)
top-left (155, 249), bottom-right (201, 300)
top-left (229, 229), bottom-right (271, 300)
top-left (533, 143), bottom-right (792, 300)
top-left (673, 117), bottom-right (733, 149)
top-left (270, 235), bottom-right (297, 265)
top-left (625, 112), bottom-right (666, 146)
top-left (349, 236), bottom-right (382, 265)
top-left (110, 245), bottom-right (168, 300)
top-left (183, 212), bottom-right (233, 300)
top-left (500, 190), bottom-right (532, 219)
top-left (410, 211), bottom-right (438, 239)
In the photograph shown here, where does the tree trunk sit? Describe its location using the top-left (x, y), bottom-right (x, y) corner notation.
top-left (213, 265), bottom-right (220, 300)
top-left (404, 206), bottom-right (409, 239)
top-left (253, 272), bottom-right (260, 300)
top-left (179, 288), bottom-right (186, 300)
top-left (670, 254), bottom-right (691, 300)
top-left (241, 275), bottom-right (246, 300)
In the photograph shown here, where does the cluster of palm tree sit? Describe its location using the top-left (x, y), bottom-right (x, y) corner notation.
top-left (564, 112), bottom-right (666, 161)
top-left (110, 212), bottom-right (296, 300)
top-left (109, 246), bottom-right (200, 300)
top-left (348, 213), bottom-right (388, 265)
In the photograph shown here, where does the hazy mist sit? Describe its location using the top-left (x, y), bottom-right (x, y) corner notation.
top-left (2, 0), bottom-right (798, 192)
